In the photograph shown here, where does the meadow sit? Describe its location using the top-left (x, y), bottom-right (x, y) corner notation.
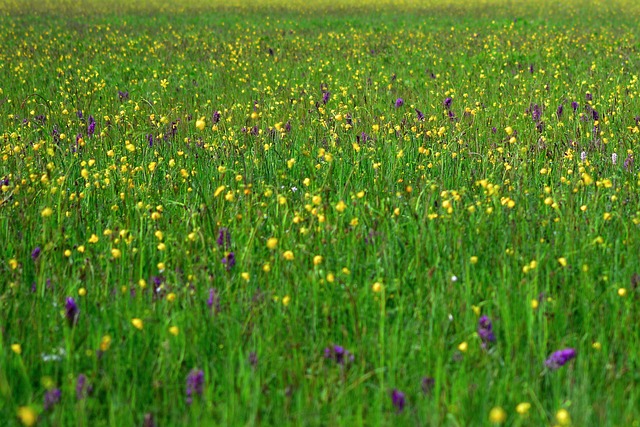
top-left (1, 0), bottom-right (639, 425)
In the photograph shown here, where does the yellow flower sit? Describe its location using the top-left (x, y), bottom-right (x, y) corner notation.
top-left (111, 248), bottom-right (122, 259)
top-left (489, 406), bottom-right (507, 424)
top-left (313, 255), bottom-right (323, 266)
top-left (78, 288), bottom-right (87, 296)
top-left (9, 258), bottom-right (18, 270)
top-left (131, 318), bottom-right (144, 330)
top-left (41, 207), bottom-right (53, 217)
top-left (372, 282), bottom-right (382, 293)
top-left (470, 256), bottom-right (478, 264)
top-left (282, 295), bottom-right (291, 306)
top-left (505, 126), bottom-right (513, 136)
top-left (516, 402), bottom-right (531, 416)
top-left (169, 326), bottom-right (179, 336)
top-left (555, 409), bottom-right (571, 426)
top-left (241, 272), bottom-right (250, 282)
top-left (618, 288), bottom-right (627, 297)
top-left (214, 185), bottom-right (226, 197)
top-left (17, 406), bottom-right (37, 427)
top-left (267, 237), bottom-right (278, 250)
top-left (283, 250), bottom-right (294, 261)
top-left (88, 234), bottom-right (99, 244)
top-left (11, 343), bottom-right (22, 354)
top-left (100, 335), bottom-right (112, 351)
top-left (557, 257), bottom-right (567, 267)
top-left (166, 292), bottom-right (176, 302)
top-left (195, 117), bottom-right (206, 130)
top-left (458, 341), bottom-right (468, 352)
top-left (335, 200), bottom-right (346, 213)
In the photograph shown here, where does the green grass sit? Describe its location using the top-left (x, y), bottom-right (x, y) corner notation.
top-left (1, 1), bottom-right (639, 425)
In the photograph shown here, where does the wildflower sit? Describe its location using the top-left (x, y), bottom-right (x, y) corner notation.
top-left (195, 117), bottom-right (206, 131)
top-left (17, 407), bottom-right (37, 426)
top-left (421, 377), bottom-right (435, 395)
top-left (322, 91), bottom-right (330, 104)
top-left (624, 154), bottom-right (634, 170)
top-left (324, 345), bottom-right (354, 365)
top-left (478, 315), bottom-right (496, 346)
top-left (41, 207), bottom-right (53, 217)
top-left (44, 388), bottom-right (61, 411)
top-left (221, 252), bottom-right (236, 270)
top-left (249, 351), bottom-right (258, 368)
top-left (391, 389), bottom-right (406, 413)
top-left (516, 402), bottom-right (531, 416)
top-left (489, 406), bottom-right (507, 424)
top-left (11, 343), bottom-right (22, 354)
top-left (266, 237), bottom-right (278, 249)
top-left (216, 227), bottom-right (231, 250)
top-left (415, 108), bottom-right (425, 121)
top-left (282, 295), bottom-right (291, 306)
top-left (169, 326), bottom-right (179, 336)
top-left (571, 101), bottom-right (579, 111)
top-left (395, 98), bottom-right (404, 108)
top-left (131, 318), bottom-right (144, 330)
top-left (545, 348), bottom-right (576, 369)
top-left (87, 115), bottom-right (95, 137)
top-left (207, 288), bottom-right (220, 314)
top-left (443, 97), bottom-right (452, 109)
top-left (65, 297), bottom-right (79, 326)
top-left (31, 247), bottom-right (41, 261)
top-left (556, 409), bottom-right (571, 426)
top-left (76, 373), bottom-right (91, 400)
top-left (186, 369), bottom-right (204, 405)
top-left (612, 153), bottom-right (618, 165)
top-left (283, 250), bottom-right (294, 261)
top-left (556, 104), bottom-right (564, 119)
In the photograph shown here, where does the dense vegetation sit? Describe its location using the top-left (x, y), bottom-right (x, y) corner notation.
top-left (1, 0), bottom-right (639, 425)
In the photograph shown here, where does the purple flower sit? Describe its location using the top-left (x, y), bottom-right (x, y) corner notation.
top-left (421, 377), bottom-right (435, 395)
top-left (545, 348), bottom-right (576, 370)
top-left (87, 115), bottom-right (96, 137)
top-left (76, 110), bottom-right (83, 119)
top-left (221, 252), bottom-right (236, 270)
top-left (147, 133), bottom-right (154, 147)
top-left (571, 101), bottom-right (579, 112)
top-left (443, 97), bottom-right (452, 109)
top-left (624, 154), bottom-right (634, 170)
top-left (216, 227), bottom-right (231, 250)
top-left (322, 91), bottom-right (330, 104)
top-left (395, 98), bottom-right (404, 108)
top-left (415, 108), bottom-right (425, 121)
top-left (491, 127), bottom-right (497, 133)
top-left (585, 92), bottom-right (593, 101)
top-left (186, 369), bottom-right (205, 405)
top-left (31, 247), bottom-right (41, 261)
top-left (612, 153), bottom-right (618, 165)
top-left (478, 315), bottom-right (496, 345)
top-left (249, 351), bottom-right (258, 368)
top-left (556, 104), bottom-right (564, 119)
top-left (391, 389), bottom-right (406, 413)
top-left (118, 90), bottom-right (129, 101)
top-left (207, 288), bottom-right (220, 314)
top-left (76, 374), bottom-right (91, 400)
top-left (324, 344), bottom-right (354, 365)
top-left (44, 388), bottom-right (61, 411)
top-left (212, 110), bottom-right (221, 124)
top-left (531, 104), bottom-right (542, 122)
top-left (65, 297), bottom-right (79, 326)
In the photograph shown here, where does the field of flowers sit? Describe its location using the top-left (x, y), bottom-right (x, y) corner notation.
top-left (1, 0), bottom-right (639, 425)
